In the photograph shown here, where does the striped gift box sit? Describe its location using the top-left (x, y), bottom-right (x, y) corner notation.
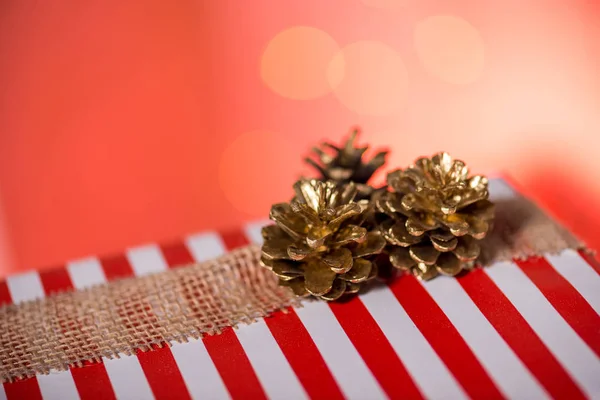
top-left (1, 179), bottom-right (599, 400)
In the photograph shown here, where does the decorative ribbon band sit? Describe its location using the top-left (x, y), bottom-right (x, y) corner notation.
top-left (0, 180), bottom-right (584, 383)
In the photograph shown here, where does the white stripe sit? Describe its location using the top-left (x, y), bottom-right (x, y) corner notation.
top-left (67, 255), bottom-right (155, 399)
top-left (185, 232), bottom-right (226, 262)
top-left (125, 239), bottom-right (235, 398)
top-left (38, 371), bottom-right (80, 400)
top-left (546, 250), bottom-right (600, 314)
top-left (103, 355), bottom-right (155, 400)
top-left (0, 384), bottom-right (7, 400)
top-left (422, 276), bottom-right (549, 400)
top-left (5, 272), bottom-right (81, 400)
top-left (294, 301), bottom-right (388, 400)
top-left (243, 220), bottom-right (271, 246)
top-left (169, 340), bottom-right (231, 400)
top-left (120, 235), bottom-right (177, 400)
top-left (486, 262), bottom-right (600, 398)
top-left (66, 257), bottom-right (107, 289)
top-left (126, 244), bottom-right (169, 276)
top-left (359, 285), bottom-right (467, 400)
top-left (235, 319), bottom-right (308, 400)
top-left (5, 272), bottom-right (45, 303)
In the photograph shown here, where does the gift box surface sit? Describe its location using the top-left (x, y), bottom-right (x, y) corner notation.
top-left (1, 179), bottom-right (599, 400)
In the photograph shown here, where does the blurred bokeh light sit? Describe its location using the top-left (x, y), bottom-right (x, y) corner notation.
top-left (0, 0), bottom-right (598, 276)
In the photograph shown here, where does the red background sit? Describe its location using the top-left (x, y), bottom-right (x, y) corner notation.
top-left (1, 0), bottom-right (599, 276)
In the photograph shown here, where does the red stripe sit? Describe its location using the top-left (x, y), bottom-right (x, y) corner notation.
top-left (38, 267), bottom-right (118, 400)
top-left (0, 280), bottom-right (11, 306)
top-left (578, 250), bottom-right (600, 275)
top-left (162, 240), bottom-right (272, 400)
top-left (162, 241), bottom-right (268, 398)
top-left (459, 269), bottom-right (586, 399)
top-left (103, 252), bottom-right (193, 400)
top-left (203, 328), bottom-right (267, 400)
top-left (137, 346), bottom-right (192, 400)
top-left (516, 257), bottom-right (600, 357)
top-left (264, 308), bottom-right (345, 400)
top-left (100, 254), bottom-right (135, 281)
top-left (70, 362), bottom-right (117, 400)
top-left (4, 379), bottom-right (43, 400)
top-left (220, 229), bottom-right (250, 250)
top-left (329, 296), bottom-right (424, 400)
top-left (1, 279), bottom-right (43, 400)
top-left (208, 227), bottom-right (267, 399)
top-left (39, 267), bottom-right (73, 293)
top-left (160, 241), bottom-right (195, 266)
top-left (388, 274), bottom-right (505, 400)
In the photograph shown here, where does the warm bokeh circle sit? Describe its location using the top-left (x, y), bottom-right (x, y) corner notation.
top-left (327, 40), bottom-right (409, 115)
top-left (261, 26), bottom-right (341, 100)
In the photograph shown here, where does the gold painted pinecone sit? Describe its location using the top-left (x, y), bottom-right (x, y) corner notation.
top-left (375, 152), bottom-right (495, 280)
top-left (261, 179), bottom-right (386, 301)
top-left (305, 128), bottom-right (388, 199)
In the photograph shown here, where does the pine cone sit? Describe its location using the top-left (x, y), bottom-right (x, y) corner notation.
top-left (305, 128), bottom-right (388, 199)
top-left (261, 179), bottom-right (386, 301)
top-left (375, 152), bottom-right (495, 280)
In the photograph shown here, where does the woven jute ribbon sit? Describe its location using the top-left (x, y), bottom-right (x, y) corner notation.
top-left (0, 181), bottom-right (585, 382)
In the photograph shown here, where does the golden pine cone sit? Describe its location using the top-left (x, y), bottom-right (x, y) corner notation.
top-left (305, 128), bottom-right (388, 199)
top-left (261, 179), bottom-right (386, 301)
top-left (374, 152), bottom-right (495, 280)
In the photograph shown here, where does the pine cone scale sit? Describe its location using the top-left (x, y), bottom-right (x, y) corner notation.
top-left (389, 247), bottom-right (416, 270)
top-left (270, 204), bottom-right (308, 239)
top-left (409, 244), bottom-right (439, 265)
top-left (320, 279), bottom-right (347, 301)
top-left (431, 236), bottom-right (458, 252)
top-left (304, 260), bottom-right (337, 296)
top-left (345, 282), bottom-right (361, 294)
top-left (323, 248), bottom-right (353, 273)
top-left (340, 259), bottom-right (372, 283)
top-left (467, 218), bottom-right (490, 239)
top-left (385, 220), bottom-right (422, 246)
top-left (406, 217), bottom-right (437, 236)
top-left (287, 245), bottom-right (312, 261)
top-left (352, 232), bottom-right (387, 258)
top-left (282, 278), bottom-right (310, 297)
top-left (271, 260), bottom-right (304, 279)
top-left (454, 237), bottom-right (480, 261)
top-left (436, 253), bottom-right (463, 276)
top-left (333, 225), bottom-right (367, 246)
top-left (261, 237), bottom-right (295, 260)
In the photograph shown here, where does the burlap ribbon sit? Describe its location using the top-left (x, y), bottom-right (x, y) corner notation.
top-left (0, 180), bottom-right (585, 382)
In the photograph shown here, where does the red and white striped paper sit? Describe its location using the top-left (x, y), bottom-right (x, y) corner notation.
top-left (1, 180), bottom-right (599, 400)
